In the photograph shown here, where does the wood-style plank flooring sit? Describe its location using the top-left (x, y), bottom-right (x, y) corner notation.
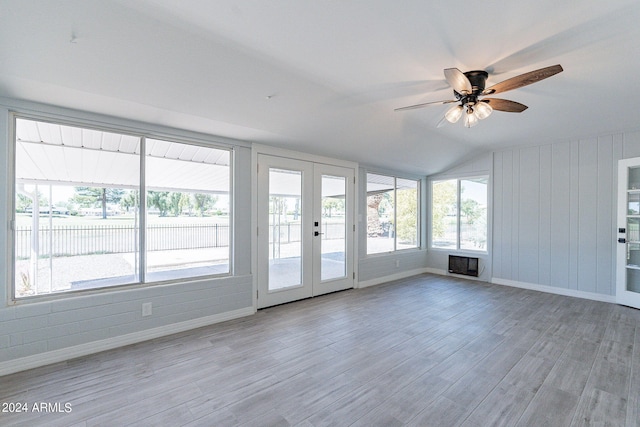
top-left (1, 274), bottom-right (639, 426)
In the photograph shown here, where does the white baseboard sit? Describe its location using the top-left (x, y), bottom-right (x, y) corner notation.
top-left (418, 269), bottom-right (615, 303)
top-left (357, 268), bottom-right (429, 289)
top-left (491, 278), bottom-right (616, 304)
top-left (0, 306), bottom-right (255, 377)
top-left (424, 267), bottom-right (447, 276)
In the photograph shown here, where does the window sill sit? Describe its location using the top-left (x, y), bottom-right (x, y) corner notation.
top-left (428, 247), bottom-right (488, 256)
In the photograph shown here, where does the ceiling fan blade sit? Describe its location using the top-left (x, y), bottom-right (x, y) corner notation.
top-left (444, 68), bottom-right (472, 94)
top-left (483, 98), bottom-right (528, 113)
top-left (394, 99), bottom-right (457, 112)
top-left (482, 64), bottom-right (563, 95)
top-left (436, 115), bottom-right (449, 128)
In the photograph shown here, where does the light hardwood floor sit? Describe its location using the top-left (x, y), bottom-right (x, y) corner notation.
top-left (1, 274), bottom-right (639, 426)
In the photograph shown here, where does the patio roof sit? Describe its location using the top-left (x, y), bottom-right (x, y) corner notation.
top-left (15, 118), bottom-right (230, 194)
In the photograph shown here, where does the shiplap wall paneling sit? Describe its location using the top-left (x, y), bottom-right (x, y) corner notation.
top-left (623, 130), bottom-right (640, 158)
top-left (595, 136), bottom-right (617, 295)
top-left (578, 138), bottom-right (599, 293)
top-left (538, 144), bottom-right (552, 286)
top-left (492, 134), bottom-right (623, 297)
top-left (495, 150), bottom-right (515, 280)
top-left (550, 142), bottom-right (571, 289)
top-left (518, 146), bottom-right (540, 285)
top-left (569, 140), bottom-right (580, 290)
top-left (493, 151), bottom-right (503, 280)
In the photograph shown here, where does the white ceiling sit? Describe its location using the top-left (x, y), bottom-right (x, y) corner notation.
top-left (1, 0), bottom-right (640, 175)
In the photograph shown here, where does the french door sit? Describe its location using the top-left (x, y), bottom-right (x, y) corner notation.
top-left (257, 154), bottom-right (354, 308)
top-left (616, 157), bottom-right (640, 309)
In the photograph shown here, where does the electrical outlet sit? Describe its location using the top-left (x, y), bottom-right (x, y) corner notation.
top-left (142, 302), bottom-right (152, 317)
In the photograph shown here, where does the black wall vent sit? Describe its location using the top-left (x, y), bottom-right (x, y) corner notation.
top-left (448, 255), bottom-right (479, 277)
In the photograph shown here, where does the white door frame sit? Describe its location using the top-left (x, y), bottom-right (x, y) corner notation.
top-left (616, 157), bottom-right (640, 309)
top-left (252, 145), bottom-right (358, 310)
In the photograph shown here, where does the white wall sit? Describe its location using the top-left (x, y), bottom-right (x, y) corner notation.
top-left (0, 100), bottom-right (254, 374)
top-left (492, 130), bottom-right (640, 299)
top-left (6, 96), bottom-right (638, 374)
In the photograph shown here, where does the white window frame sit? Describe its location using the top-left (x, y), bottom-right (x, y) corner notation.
top-left (365, 172), bottom-right (421, 255)
top-left (8, 113), bottom-right (235, 302)
top-left (429, 175), bottom-right (489, 253)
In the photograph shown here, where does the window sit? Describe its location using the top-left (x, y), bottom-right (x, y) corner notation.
top-left (12, 117), bottom-right (231, 299)
top-left (430, 177), bottom-right (487, 251)
top-left (144, 138), bottom-right (230, 282)
top-left (366, 173), bottom-right (419, 254)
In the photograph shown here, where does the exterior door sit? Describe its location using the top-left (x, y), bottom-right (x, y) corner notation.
top-left (616, 157), bottom-right (640, 309)
top-left (257, 154), bottom-right (354, 309)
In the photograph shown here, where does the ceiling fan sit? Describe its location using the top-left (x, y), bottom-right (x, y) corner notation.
top-left (395, 64), bottom-right (563, 127)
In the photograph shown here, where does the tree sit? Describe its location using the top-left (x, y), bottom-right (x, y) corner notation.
top-left (192, 193), bottom-right (217, 216)
top-left (367, 193), bottom-right (384, 237)
top-left (147, 191), bottom-right (170, 217)
top-left (72, 187), bottom-right (124, 218)
top-left (432, 180), bottom-right (457, 238)
top-left (167, 192), bottom-right (192, 216)
top-left (461, 198), bottom-right (481, 225)
top-left (396, 188), bottom-right (417, 245)
top-left (120, 191), bottom-right (139, 212)
top-left (16, 192), bottom-right (48, 213)
top-left (322, 197), bottom-right (344, 218)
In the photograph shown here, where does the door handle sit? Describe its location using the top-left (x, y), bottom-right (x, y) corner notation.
top-left (619, 238), bottom-right (626, 243)
top-left (314, 231), bottom-right (324, 236)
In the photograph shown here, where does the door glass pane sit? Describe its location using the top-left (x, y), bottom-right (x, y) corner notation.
top-left (627, 180), bottom-right (640, 293)
top-left (628, 167), bottom-right (640, 190)
top-left (269, 168), bottom-right (302, 290)
top-left (628, 218), bottom-right (640, 242)
top-left (627, 167), bottom-right (640, 295)
top-left (626, 268), bottom-right (640, 293)
top-left (628, 192), bottom-right (640, 215)
top-left (627, 242), bottom-right (640, 268)
top-left (321, 175), bottom-right (346, 281)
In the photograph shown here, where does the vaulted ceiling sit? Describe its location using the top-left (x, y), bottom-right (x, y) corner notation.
top-left (1, 0), bottom-right (639, 175)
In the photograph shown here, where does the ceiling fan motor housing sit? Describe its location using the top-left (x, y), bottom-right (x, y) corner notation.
top-left (454, 70), bottom-right (489, 107)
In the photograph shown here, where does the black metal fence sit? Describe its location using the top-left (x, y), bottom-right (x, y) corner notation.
top-left (15, 222), bottom-right (346, 259)
top-left (15, 224), bottom-right (230, 259)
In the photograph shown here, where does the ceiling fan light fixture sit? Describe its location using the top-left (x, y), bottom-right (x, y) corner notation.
top-left (463, 108), bottom-right (479, 128)
top-left (445, 105), bottom-right (463, 123)
top-left (474, 101), bottom-right (493, 120)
